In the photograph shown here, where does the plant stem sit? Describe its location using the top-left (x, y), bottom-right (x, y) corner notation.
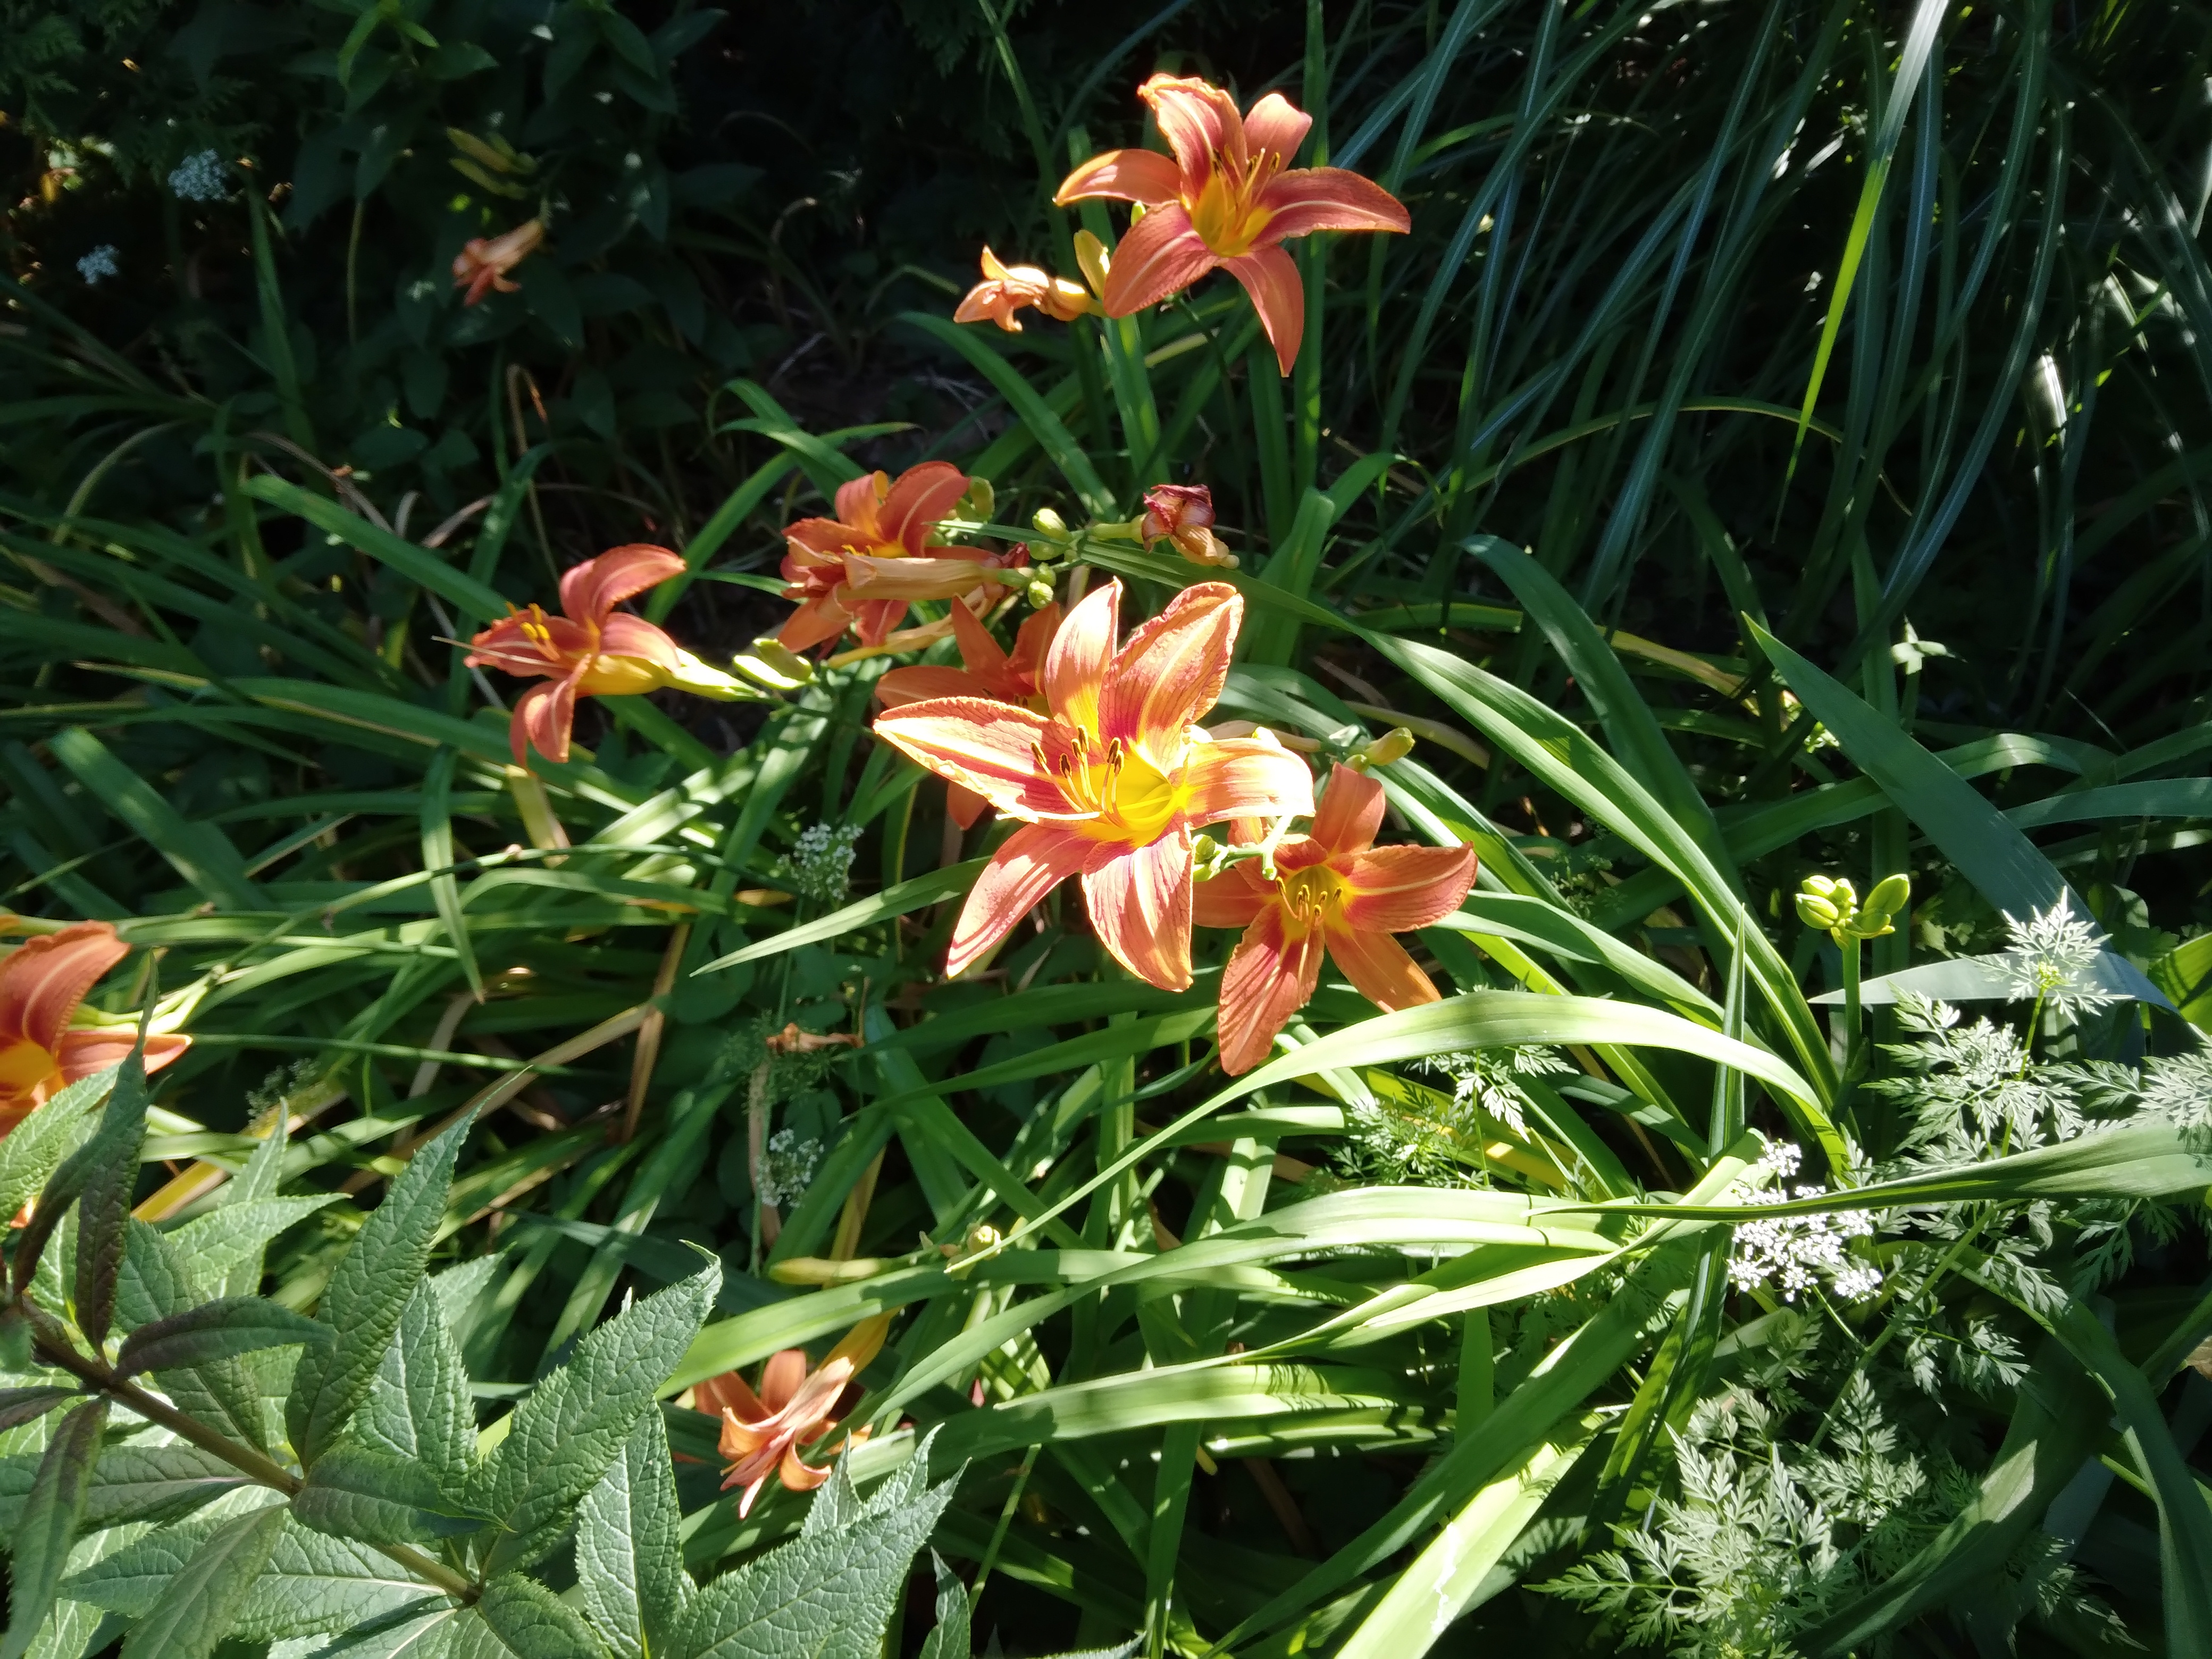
top-left (1839, 928), bottom-right (1862, 1077)
top-left (26, 1312), bottom-right (479, 1602)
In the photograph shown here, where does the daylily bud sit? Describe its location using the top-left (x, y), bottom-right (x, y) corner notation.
top-left (732, 635), bottom-right (815, 692)
top-left (1863, 873), bottom-right (1911, 921)
top-left (1032, 507), bottom-right (1068, 537)
top-left (1802, 874), bottom-right (1846, 902)
top-left (1794, 892), bottom-right (1842, 931)
top-left (1025, 578), bottom-right (1056, 609)
top-left (1073, 229), bottom-right (1111, 298)
top-left (957, 477), bottom-right (995, 522)
top-left (1352, 727), bottom-right (1417, 770)
top-left (451, 218), bottom-right (544, 306)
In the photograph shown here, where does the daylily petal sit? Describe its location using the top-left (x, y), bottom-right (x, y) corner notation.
top-left (876, 460), bottom-right (971, 557)
top-left (1324, 923), bottom-right (1442, 1012)
top-left (872, 698), bottom-right (1079, 819)
top-left (949, 782), bottom-right (990, 831)
top-left (777, 594), bottom-right (858, 653)
top-left (1100, 204), bottom-right (1220, 318)
top-left (759, 1348), bottom-right (808, 1414)
top-left (1217, 906), bottom-right (1325, 1075)
top-left (1054, 147), bottom-right (1186, 206)
top-left (1044, 581), bottom-right (1120, 738)
top-left (0, 924), bottom-right (129, 1053)
top-left (833, 473), bottom-right (886, 532)
top-left (696, 1370), bottom-right (768, 1423)
top-left (875, 666), bottom-right (984, 708)
top-left (949, 822), bottom-right (1094, 978)
top-left (56, 1031), bottom-right (190, 1083)
top-left (1224, 245), bottom-right (1306, 375)
top-left (847, 597), bottom-right (911, 648)
top-left (778, 1445), bottom-right (834, 1493)
top-left (1256, 167), bottom-right (1413, 243)
top-left (511, 676), bottom-right (581, 765)
top-left (1310, 763), bottom-right (1385, 854)
top-left (1182, 735), bottom-right (1317, 826)
top-left (1193, 864), bottom-right (1273, 931)
top-left (841, 550), bottom-right (996, 602)
top-left (559, 544), bottom-right (684, 623)
top-left (1100, 580), bottom-right (1241, 751)
top-left (1337, 843), bottom-right (1478, 931)
top-left (1242, 92), bottom-right (1313, 169)
top-left (1082, 828), bottom-right (1194, 991)
top-left (785, 517), bottom-right (866, 558)
top-left (597, 613), bottom-right (685, 669)
top-left (949, 596), bottom-right (1012, 683)
top-left (1138, 74), bottom-right (1246, 192)
top-left (1008, 603), bottom-right (1062, 687)
top-left (822, 1312), bottom-right (892, 1374)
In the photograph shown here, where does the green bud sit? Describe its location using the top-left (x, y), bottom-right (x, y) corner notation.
top-left (1863, 873), bottom-right (1911, 920)
top-left (1026, 578), bottom-right (1055, 609)
top-left (1032, 506), bottom-right (1068, 537)
top-left (957, 477), bottom-right (995, 522)
top-left (1352, 727), bottom-right (1417, 770)
top-left (1794, 893), bottom-right (1841, 931)
top-left (1191, 833), bottom-right (1221, 865)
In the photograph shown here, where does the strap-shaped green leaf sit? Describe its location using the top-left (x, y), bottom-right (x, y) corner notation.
top-left (118, 1504), bottom-right (287, 1659)
top-left (0, 1399), bottom-right (106, 1659)
top-left (288, 1112), bottom-right (475, 1467)
top-left (114, 1298), bottom-right (330, 1380)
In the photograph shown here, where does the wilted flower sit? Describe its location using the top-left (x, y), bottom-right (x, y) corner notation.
top-left (954, 246), bottom-right (1096, 332)
top-left (168, 149), bottom-right (227, 202)
top-left (1195, 764), bottom-right (1474, 1074)
top-left (0, 923), bottom-right (191, 1137)
top-left (779, 464), bottom-right (1024, 652)
top-left (1139, 484), bottom-right (1236, 568)
top-left (1056, 75), bottom-right (1410, 373)
top-left (874, 580), bottom-right (1313, 988)
top-left (699, 1314), bottom-right (891, 1516)
top-left (451, 219), bottom-right (544, 306)
top-left (77, 245), bottom-right (119, 286)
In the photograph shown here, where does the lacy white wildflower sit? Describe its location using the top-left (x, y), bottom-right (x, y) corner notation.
top-left (1726, 1138), bottom-right (1879, 1302)
top-left (757, 1127), bottom-right (822, 1209)
top-left (786, 822), bottom-right (862, 904)
top-left (1999, 893), bottom-right (2118, 1018)
top-left (1419, 1044), bottom-right (1573, 1137)
top-left (1871, 992), bottom-right (2081, 1156)
top-left (77, 244), bottom-right (119, 284)
top-left (168, 148), bottom-right (228, 202)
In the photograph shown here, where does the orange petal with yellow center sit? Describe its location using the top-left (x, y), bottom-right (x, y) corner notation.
top-left (1081, 829), bottom-right (1194, 991)
top-left (1325, 923), bottom-right (1441, 1012)
top-left (559, 544), bottom-right (683, 623)
top-left (1310, 763), bottom-right (1385, 853)
top-left (1100, 581), bottom-right (1241, 750)
top-left (1099, 205), bottom-right (1219, 319)
top-left (1224, 246), bottom-right (1306, 375)
top-left (1054, 147), bottom-right (1185, 207)
top-left (1182, 736), bottom-right (1316, 826)
top-left (0, 924), bottom-right (130, 1054)
top-left (1218, 904), bottom-right (1326, 1075)
top-left (873, 699), bottom-right (1079, 820)
top-left (1043, 581), bottom-right (1119, 735)
top-left (1337, 844), bottom-right (1477, 932)
top-left (948, 822), bottom-right (1094, 978)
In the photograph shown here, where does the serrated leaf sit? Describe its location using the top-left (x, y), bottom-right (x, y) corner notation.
top-left (797, 1454), bottom-right (862, 1541)
top-left (576, 1411), bottom-right (689, 1659)
top-left (115, 1298), bottom-right (329, 1380)
top-left (233, 1518), bottom-right (446, 1641)
top-left (450, 1576), bottom-right (606, 1659)
top-left (915, 1552), bottom-right (968, 1659)
top-left (289, 1115), bottom-right (474, 1467)
top-left (428, 1259), bottom-right (501, 1341)
top-left (169, 1198), bottom-right (339, 1301)
top-left (471, 1262), bottom-right (717, 1577)
top-left (119, 1504), bottom-right (287, 1659)
top-left (316, 1604), bottom-right (466, 1659)
top-left (0, 1400), bottom-right (105, 1659)
top-left (61, 1518), bottom-right (225, 1618)
top-left (83, 1445), bottom-right (252, 1528)
top-left (0, 1074), bottom-right (107, 1236)
top-left (73, 1048), bottom-right (152, 1348)
top-left (0, 1388), bottom-right (79, 1433)
top-left (356, 1284), bottom-right (474, 1490)
top-left (293, 1445), bottom-right (487, 1545)
top-left (115, 1223), bottom-right (269, 1452)
top-left (672, 1452), bottom-right (958, 1659)
top-left (16, 1054), bottom-right (147, 1305)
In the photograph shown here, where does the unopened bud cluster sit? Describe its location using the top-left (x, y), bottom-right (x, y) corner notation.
top-left (1794, 873), bottom-right (1909, 943)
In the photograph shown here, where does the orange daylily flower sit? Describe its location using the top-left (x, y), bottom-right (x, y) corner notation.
top-left (0, 923), bottom-right (190, 1136)
top-left (1196, 764), bottom-right (1475, 1075)
top-left (1140, 483), bottom-right (1236, 568)
top-left (1056, 75), bottom-right (1409, 375)
top-left (451, 219), bottom-right (544, 306)
top-left (466, 543), bottom-right (734, 766)
top-left (873, 580), bottom-right (1314, 989)
top-left (780, 463), bottom-right (1022, 653)
top-left (698, 1314), bottom-right (890, 1518)
top-left (877, 601), bottom-right (1062, 831)
top-left (954, 247), bottom-right (1097, 332)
